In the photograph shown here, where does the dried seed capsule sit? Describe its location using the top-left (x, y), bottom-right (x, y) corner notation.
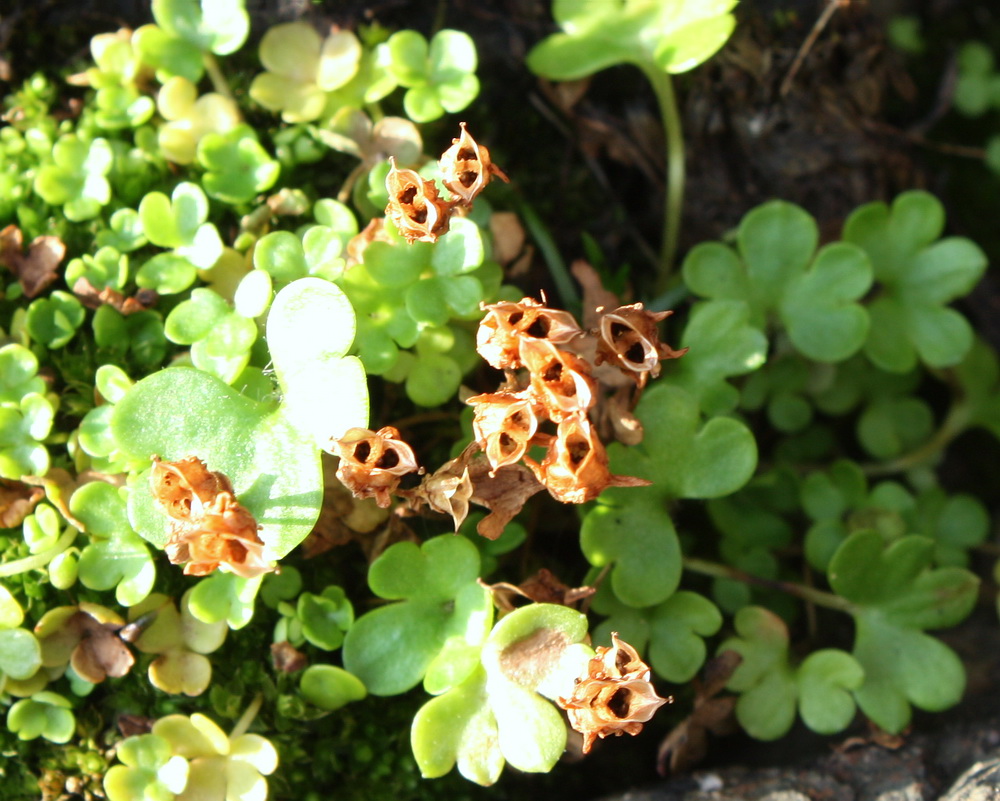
top-left (438, 122), bottom-right (509, 206)
top-left (384, 159), bottom-right (452, 243)
top-left (331, 426), bottom-right (419, 508)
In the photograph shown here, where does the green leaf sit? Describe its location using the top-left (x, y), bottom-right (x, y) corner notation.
top-left (197, 125), bottom-right (280, 205)
top-left (720, 606), bottom-right (797, 740)
top-left (0, 627), bottom-right (42, 680)
top-left (828, 530), bottom-right (979, 732)
top-left (843, 191), bottom-right (987, 372)
top-left (187, 572), bottom-right (263, 630)
top-left (7, 692), bottom-right (75, 743)
top-left (152, 0), bottom-right (249, 55)
top-left (684, 201), bottom-right (872, 364)
top-left (527, 1), bottom-right (737, 80)
top-left (581, 499), bottom-right (682, 608)
top-left (25, 291), bottom-right (85, 349)
top-left (267, 278), bottom-right (368, 446)
top-left (299, 665), bottom-right (366, 711)
top-left (342, 535), bottom-right (493, 695)
top-left (110, 367), bottom-right (322, 561)
top-left (665, 299), bottom-right (767, 414)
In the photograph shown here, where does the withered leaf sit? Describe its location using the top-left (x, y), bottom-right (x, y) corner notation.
top-left (656, 650), bottom-right (742, 775)
top-left (570, 259), bottom-right (621, 330)
top-left (271, 641), bottom-right (308, 673)
top-left (72, 276), bottom-right (158, 314)
top-left (67, 611), bottom-right (136, 683)
top-left (467, 458), bottom-right (544, 541)
top-left (481, 567), bottom-right (595, 613)
top-left (0, 224), bottom-right (66, 298)
top-left (303, 455), bottom-right (390, 558)
top-left (0, 478), bottom-right (45, 528)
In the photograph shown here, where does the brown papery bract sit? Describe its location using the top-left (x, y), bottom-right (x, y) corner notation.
top-left (467, 390), bottom-right (541, 475)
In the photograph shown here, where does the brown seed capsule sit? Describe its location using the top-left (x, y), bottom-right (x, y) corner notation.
top-left (331, 426), bottom-right (419, 508)
top-left (519, 338), bottom-right (597, 423)
top-left (151, 456), bottom-right (272, 579)
top-left (466, 390), bottom-right (542, 474)
top-left (438, 122), bottom-right (509, 206)
top-left (594, 304), bottom-right (688, 387)
top-left (558, 633), bottom-right (670, 755)
top-left (526, 414), bottom-right (647, 504)
top-left (384, 158), bottom-right (452, 243)
top-left (476, 297), bottom-right (582, 371)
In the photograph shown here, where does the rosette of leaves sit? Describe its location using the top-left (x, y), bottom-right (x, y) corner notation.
top-left (25, 291), bottom-right (86, 350)
top-left (110, 713), bottom-right (277, 801)
top-left (580, 383), bottom-right (757, 609)
top-left (342, 534), bottom-right (494, 696)
top-left (411, 603), bottom-right (592, 786)
top-left (249, 22), bottom-right (362, 123)
top-left (384, 29), bottom-right (479, 122)
top-left (828, 530), bottom-right (979, 733)
top-left (704, 468), bottom-right (799, 615)
top-left (65, 246), bottom-right (129, 294)
top-left (0, 391), bottom-right (55, 479)
top-left (682, 200), bottom-right (874, 364)
top-left (802, 463), bottom-right (990, 572)
top-left (103, 733), bottom-right (190, 801)
top-left (137, 182), bottom-right (224, 293)
top-left (0, 344), bottom-right (45, 406)
top-left (6, 691), bottom-right (76, 743)
top-left (336, 216), bottom-right (500, 405)
top-left (96, 208), bottom-right (147, 253)
top-left (196, 124), bottom-right (280, 205)
top-left (275, 586), bottom-right (354, 651)
top-left (164, 288), bottom-right (258, 385)
top-left (91, 306), bottom-right (168, 375)
top-left (76, 365), bottom-right (137, 474)
top-left (32, 134), bottom-right (113, 222)
top-left (128, 590), bottom-right (228, 695)
top-left (156, 76), bottom-right (241, 165)
top-left (842, 191), bottom-right (987, 373)
top-left (0, 584), bottom-right (43, 695)
top-left (719, 605), bottom-right (864, 740)
top-left (74, 30), bottom-right (155, 131)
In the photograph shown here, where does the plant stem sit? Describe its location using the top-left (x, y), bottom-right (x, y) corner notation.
top-left (862, 401), bottom-right (971, 477)
top-left (0, 527), bottom-right (76, 578)
top-left (203, 53), bottom-right (234, 100)
top-left (682, 556), bottom-right (857, 614)
top-left (229, 693), bottom-right (264, 740)
top-left (641, 64), bottom-right (684, 296)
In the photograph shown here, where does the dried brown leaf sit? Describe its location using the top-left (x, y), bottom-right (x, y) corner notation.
top-left (67, 611), bottom-right (135, 683)
top-left (656, 650), bottom-right (742, 775)
top-left (0, 224), bottom-right (65, 298)
top-left (467, 458), bottom-right (544, 541)
top-left (72, 276), bottom-right (158, 314)
top-left (482, 568), bottom-right (595, 613)
top-left (0, 478), bottom-right (44, 528)
top-left (488, 211), bottom-right (526, 267)
top-left (271, 641), bottom-right (308, 673)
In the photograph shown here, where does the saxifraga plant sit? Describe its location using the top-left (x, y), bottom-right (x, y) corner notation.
top-left (0, 1), bottom-right (999, 799)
